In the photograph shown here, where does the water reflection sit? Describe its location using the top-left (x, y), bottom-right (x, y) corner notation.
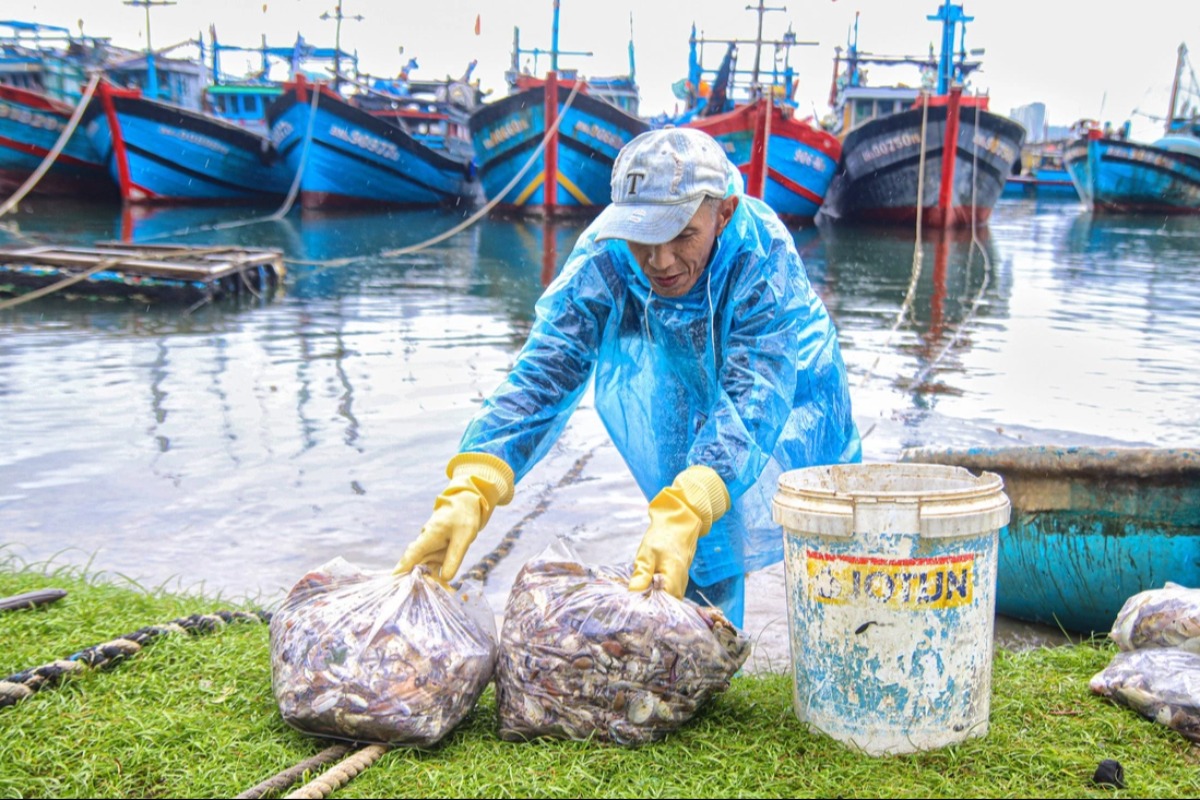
top-left (3, 198), bottom-right (1199, 603)
top-left (815, 220), bottom-right (1006, 398)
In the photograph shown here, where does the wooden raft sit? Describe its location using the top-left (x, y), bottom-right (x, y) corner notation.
top-left (0, 242), bottom-right (286, 303)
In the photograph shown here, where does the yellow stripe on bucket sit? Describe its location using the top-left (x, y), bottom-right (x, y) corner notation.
top-left (806, 551), bottom-right (976, 610)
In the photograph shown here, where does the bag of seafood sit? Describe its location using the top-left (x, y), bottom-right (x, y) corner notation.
top-left (1089, 648), bottom-right (1200, 743)
top-left (495, 541), bottom-right (750, 745)
top-left (1110, 582), bottom-right (1200, 653)
top-left (270, 557), bottom-right (498, 747)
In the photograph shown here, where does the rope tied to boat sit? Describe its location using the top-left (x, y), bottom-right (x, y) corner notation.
top-left (0, 245), bottom-right (263, 312)
top-left (283, 76), bottom-right (585, 278)
top-left (0, 72), bottom-right (102, 219)
top-left (857, 90), bottom-right (931, 399)
top-left (132, 76), bottom-right (585, 283)
top-left (909, 90), bottom-right (994, 389)
top-left (0, 608), bottom-right (269, 708)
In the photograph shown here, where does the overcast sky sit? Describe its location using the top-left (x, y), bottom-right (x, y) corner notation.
top-left (12, 1), bottom-right (1200, 141)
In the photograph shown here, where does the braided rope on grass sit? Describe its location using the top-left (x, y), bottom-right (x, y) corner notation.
top-left (0, 609), bottom-right (270, 708)
top-left (282, 744), bottom-right (390, 800)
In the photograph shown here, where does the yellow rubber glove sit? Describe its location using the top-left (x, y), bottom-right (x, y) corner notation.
top-left (394, 453), bottom-right (515, 583)
top-left (628, 465), bottom-right (731, 598)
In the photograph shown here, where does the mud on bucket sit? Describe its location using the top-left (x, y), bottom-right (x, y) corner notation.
top-left (772, 463), bottom-right (1010, 756)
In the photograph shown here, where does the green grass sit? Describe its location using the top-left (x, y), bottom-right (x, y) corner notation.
top-left (1, 552), bottom-right (1197, 799)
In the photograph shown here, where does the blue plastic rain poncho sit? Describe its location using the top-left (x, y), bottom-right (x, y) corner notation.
top-left (458, 191), bottom-right (861, 586)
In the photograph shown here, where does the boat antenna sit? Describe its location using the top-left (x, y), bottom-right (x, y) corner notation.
top-left (628, 13), bottom-right (636, 82)
top-left (124, 0), bottom-right (175, 101)
top-left (746, 0), bottom-right (787, 98)
top-left (1166, 43), bottom-right (1187, 134)
top-left (320, 0), bottom-right (363, 92)
top-left (927, 0), bottom-right (972, 95)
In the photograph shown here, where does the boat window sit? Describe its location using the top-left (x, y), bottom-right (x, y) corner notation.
top-left (855, 99), bottom-right (874, 125)
top-left (877, 100), bottom-right (895, 116)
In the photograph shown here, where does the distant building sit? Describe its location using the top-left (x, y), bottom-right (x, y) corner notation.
top-left (1010, 102), bottom-right (1047, 143)
top-left (1045, 124), bottom-right (1072, 141)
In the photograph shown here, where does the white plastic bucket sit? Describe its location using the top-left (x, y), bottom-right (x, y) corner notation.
top-left (772, 463), bottom-right (1010, 756)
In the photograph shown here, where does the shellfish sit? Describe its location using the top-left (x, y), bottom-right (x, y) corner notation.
top-left (270, 558), bottom-right (498, 747)
top-left (495, 542), bottom-right (749, 746)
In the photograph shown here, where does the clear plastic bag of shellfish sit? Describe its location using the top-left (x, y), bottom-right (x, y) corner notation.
top-left (495, 540), bottom-right (750, 746)
top-left (1089, 647), bottom-right (1200, 743)
top-left (270, 557), bottom-right (498, 747)
top-left (1110, 582), bottom-right (1200, 654)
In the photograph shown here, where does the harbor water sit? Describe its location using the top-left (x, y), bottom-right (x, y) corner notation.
top-left (2, 195), bottom-right (1198, 636)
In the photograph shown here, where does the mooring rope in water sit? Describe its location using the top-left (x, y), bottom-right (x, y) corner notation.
top-left (0, 255), bottom-right (121, 311)
top-left (283, 77), bottom-right (585, 278)
top-left (0, 73), bottom-right (102, 220)
top-left (0, 245), bottom-right (250, 312)
top-left (0, 608), bottom-right (269, 708)
top-left (134, 82), bottom-right (323, 246)
top-left (909, 92), bottom-right (994, 390)
top-left (856, 90), bottom-right (931, 397)
top-left (132, 76), bottom-right (583, 279)
top-left (234, 743), bottom-right (354, 800)
top-left (271, 85), bottom-right (322, 221)
top-left (280, 744), bottom-right (390, 800)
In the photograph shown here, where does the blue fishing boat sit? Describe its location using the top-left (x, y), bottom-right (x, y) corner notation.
top-left (1002, 140), bottom-right (1078, 199)
top-left (203, 29), bottom-right (353, 138)
top-left (0, 21), bottom-right (116, 199)
top-left (266, 71), bottom-right (479, 211)
top-left (899, 445), bottom-right (1200, 633)
top-left (0, 82), bottom-right (113, 200)
top-left (84, 79), bottom-right (292, 205)
top-left (467, 1), bottom-right (648, 216)
top-left (1064, 44), bottom-right (1200, 214)
top-left (672, 7), bottom-right (840, 224)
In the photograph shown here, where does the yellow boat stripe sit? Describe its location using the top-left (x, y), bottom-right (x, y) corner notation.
top-left (556, 173), bottom-right (592, 205)
top-left (513, 172), bottom-right (545, 206)
top-left (511, 171), bottom-right (594, 206)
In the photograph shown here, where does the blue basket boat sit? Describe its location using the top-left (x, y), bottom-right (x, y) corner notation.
top-left (899, 445), bottom-right (1200, 634)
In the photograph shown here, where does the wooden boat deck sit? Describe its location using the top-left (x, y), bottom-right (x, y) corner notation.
top-left (0, 242), bottom-right (286, 304)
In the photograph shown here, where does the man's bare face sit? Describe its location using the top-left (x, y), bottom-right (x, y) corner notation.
top-left (627, 196), bottom-right (738, 298)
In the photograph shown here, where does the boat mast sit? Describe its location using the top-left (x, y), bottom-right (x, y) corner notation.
top-left (124, 0), bottom-right (174, 101)
top-left (319, 0), bottom-right (363, 93)
top-left (927, 0), bottom-right (972, 95)
top-left (1166, 43), bottom-right (1187, 134)
top-left (747, 0), bottom-right (787, 97)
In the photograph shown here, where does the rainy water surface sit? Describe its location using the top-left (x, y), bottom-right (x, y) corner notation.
top-left (2, 195), bottom-right (1197, 610)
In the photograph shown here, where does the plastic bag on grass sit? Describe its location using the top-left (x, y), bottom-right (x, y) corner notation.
top-left (496, 540), bottom-right (750, 746)
top-left (270, 557), bottom-right (497, 747)
top-left (1110, 582), bottom-right (1200, 653)
top-left (1089, 648), bottom-right (1200, 743)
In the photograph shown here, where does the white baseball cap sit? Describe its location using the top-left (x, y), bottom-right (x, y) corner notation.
top-left (593, 127), bottom-right (731, 245)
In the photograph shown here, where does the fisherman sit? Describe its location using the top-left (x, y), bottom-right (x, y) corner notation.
top-left (395, 127), bottom-right (861, 628)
